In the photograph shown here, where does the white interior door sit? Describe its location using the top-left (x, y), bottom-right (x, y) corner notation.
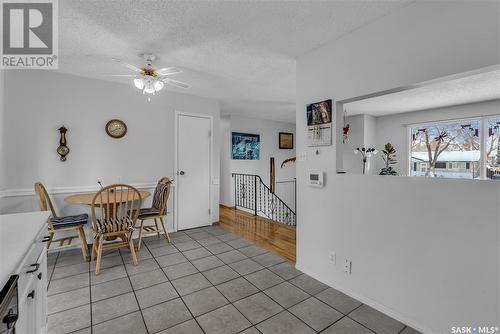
top-left (176, 113), bottom-right (211, 230)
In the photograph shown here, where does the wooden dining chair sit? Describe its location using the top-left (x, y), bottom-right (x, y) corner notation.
top-left (34, 182), bottom-right (89, 261)
top-left (91, 184), bottom-right (142, 275)
top-left (136, 177), bottom-right (173, 250)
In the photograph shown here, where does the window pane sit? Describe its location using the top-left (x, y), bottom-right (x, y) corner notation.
top-left (486, 117), bottom-right (500, 180)
top-left (410, 119), bottom-right (480, 179)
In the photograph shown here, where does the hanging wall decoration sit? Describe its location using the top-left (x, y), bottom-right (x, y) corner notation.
top-left (279, 132), bottom-right (294, 149)
top-left (342, 108), bottom-right (350, 144)
top-left (232, 132), bottom-right (260, 160)
top-left (306, 99), bottom-right (332, 147)
top-left (106, 119), bottom-right (127, 139)
top-left (57, 126), bottom-right (70, 161)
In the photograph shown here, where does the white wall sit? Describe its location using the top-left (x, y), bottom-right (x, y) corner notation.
top-left (220, 115), bottom-right (233, 206)
top-left (374, 99), bottom-right (500, 175)
top-left (1, 70), bottom-right (221, 230)
top-left (219, 115), bottom-right (295, 208)
top-left (0, 70), bottom-right (4, 192)
top-left (342, 114), bottom-right (378, 175)
top-left (296, 1), bottom-right (500, 333)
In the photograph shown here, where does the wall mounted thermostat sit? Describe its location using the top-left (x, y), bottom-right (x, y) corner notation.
top-left (308, 170), bottom-right (324, 187)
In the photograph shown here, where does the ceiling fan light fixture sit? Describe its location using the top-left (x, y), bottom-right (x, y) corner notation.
top-left (134, 78), bottom-right (144, 89)
top-left (144, 85), bottom-right (155, 95)
top-left (114, 54), bottom-right (189, 97)
top-left (154, 80), bottom-right (164, 91)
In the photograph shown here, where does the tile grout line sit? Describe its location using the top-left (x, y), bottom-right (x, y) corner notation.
top-left (145, 238), bottom-right (210, 334)
top-left (48, 252), bottom-right (313, 331)
top-left (163, 229), bottom-right (305, 332)
top-left (167, 229), bottom-right (309, 333)
top-left (198, 230), bottom-right (332, 333)
top-left (215, 218), bottom-right (295, 263)
top-left (88, 254), bottom-right (93, 334)
top-left (118, 244), bottom-right (153, 334)
top-left (51, 233), bottom-right (288, 322)
top-left (50, 228), bottom-right (403, 334)
top-left (47, 229), bottom-right (255, 332)
top-left (186, 253), bottom-right (259, 333)
top-left (46, 251), bottom-right (60, 291)
top-left (162, 228), bottom-right (264, 332)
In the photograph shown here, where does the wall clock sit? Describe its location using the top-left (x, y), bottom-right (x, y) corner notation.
top-left (57, 126), bottom-right (70, 161)
top-left (105, 119), bottom-right (127, 138)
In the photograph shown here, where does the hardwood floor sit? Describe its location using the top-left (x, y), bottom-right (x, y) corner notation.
top-left (216, 205), bottom-right (296, 262)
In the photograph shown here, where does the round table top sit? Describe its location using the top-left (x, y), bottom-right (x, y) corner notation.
top-left (65, 190), bottom-right (150, 206)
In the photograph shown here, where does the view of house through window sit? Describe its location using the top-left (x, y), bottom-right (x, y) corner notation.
top-left (409, 117), bottom-right (500, 180)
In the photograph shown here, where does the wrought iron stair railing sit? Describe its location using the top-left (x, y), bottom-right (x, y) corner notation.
top-left (232, 173), bottom-right (296, 226)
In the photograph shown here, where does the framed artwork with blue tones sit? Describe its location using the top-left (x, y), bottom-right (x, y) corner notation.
top-left (232, 132), bottom-right (260, 160)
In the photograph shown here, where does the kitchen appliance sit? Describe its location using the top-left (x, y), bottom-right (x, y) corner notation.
top-left (0, 275), bottom-right (19, 334)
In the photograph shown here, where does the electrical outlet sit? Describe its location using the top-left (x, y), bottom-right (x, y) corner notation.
top-left (344, 259), bottom-right (352, 274)
top-left (329, 251), bottom-right (336, 264)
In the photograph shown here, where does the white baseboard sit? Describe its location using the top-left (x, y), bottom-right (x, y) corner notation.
top-left (294, 262), bottom-right (435, 334)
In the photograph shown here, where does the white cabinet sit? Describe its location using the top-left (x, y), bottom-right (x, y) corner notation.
top-left (15, 229), bottom-right (48, 334)
top-left (0, 211), bottom-right (49, 334)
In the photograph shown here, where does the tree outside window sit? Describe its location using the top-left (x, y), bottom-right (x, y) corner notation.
top-left (486, 117), bottom-right (500, 180)
top-left (410, 119), bottom-right (481, 179)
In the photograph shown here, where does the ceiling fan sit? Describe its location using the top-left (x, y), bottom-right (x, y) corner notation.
top-left (110, 53), bottom-right (190, 95)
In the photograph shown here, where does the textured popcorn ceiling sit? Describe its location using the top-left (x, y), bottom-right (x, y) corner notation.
top-left (58, 0), bottom-right (413, 122)
top-left (345, 69), bottom-right (500, 116)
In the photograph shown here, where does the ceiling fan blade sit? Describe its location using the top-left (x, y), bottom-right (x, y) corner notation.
top-left (112, 58), bottom-right (142, 73)
top-left (163, 78), bottom-right (191, 89)
top-left (157, 67), bottom-right (182, 76)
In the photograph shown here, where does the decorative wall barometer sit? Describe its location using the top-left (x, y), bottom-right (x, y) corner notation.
top-left (57, 126), bottom-right (70, 161)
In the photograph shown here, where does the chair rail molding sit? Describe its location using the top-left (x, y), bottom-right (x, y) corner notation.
top-left (0, 182), bottom-right (169, 198)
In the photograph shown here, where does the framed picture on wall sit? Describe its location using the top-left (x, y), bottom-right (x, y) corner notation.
top-left (232, 132), bottom-right (260, 160)
top-left (306, 99), bottom-right (333, 147)
top-left (279, 132), bottom-right (294, 149)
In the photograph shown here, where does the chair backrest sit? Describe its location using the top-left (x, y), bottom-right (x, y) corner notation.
top-left (91, 184), bottom-right (142, 234)
top-left (34, 182), bottom-right (57, 228)
top-left (152, 177), bottom-right (172, 215)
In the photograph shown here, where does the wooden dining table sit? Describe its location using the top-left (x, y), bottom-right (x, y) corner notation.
top-left (64, 190), bottom-right (151, 242)
top-left (65, 190), bottom-right (150, 207)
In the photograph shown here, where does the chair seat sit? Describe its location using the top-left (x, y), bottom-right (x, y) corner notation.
top-left (95, 217), bottom-right (134, 234)
top-left (51, 214), bottom-right (88, 228)
top-left (137, 207), bottom-right (161, 219)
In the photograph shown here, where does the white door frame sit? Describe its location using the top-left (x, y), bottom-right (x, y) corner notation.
top-left (174, 110), bottom-right (213, 232)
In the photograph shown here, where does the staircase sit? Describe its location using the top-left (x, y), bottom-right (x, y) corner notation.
top-left (232, 173), bottom-right (296, 226)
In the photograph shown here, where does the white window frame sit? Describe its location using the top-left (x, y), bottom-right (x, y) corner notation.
top-left (408, 115), bottom-right (500, 180)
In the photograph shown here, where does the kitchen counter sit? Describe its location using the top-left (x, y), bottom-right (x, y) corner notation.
top-left (0, 211), bottom-right (50, 289)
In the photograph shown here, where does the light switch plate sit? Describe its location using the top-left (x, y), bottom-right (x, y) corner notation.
top-left (329, 251), bottom-right (336, 264)
top-left (298, 151), bottom-right (307, 161)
